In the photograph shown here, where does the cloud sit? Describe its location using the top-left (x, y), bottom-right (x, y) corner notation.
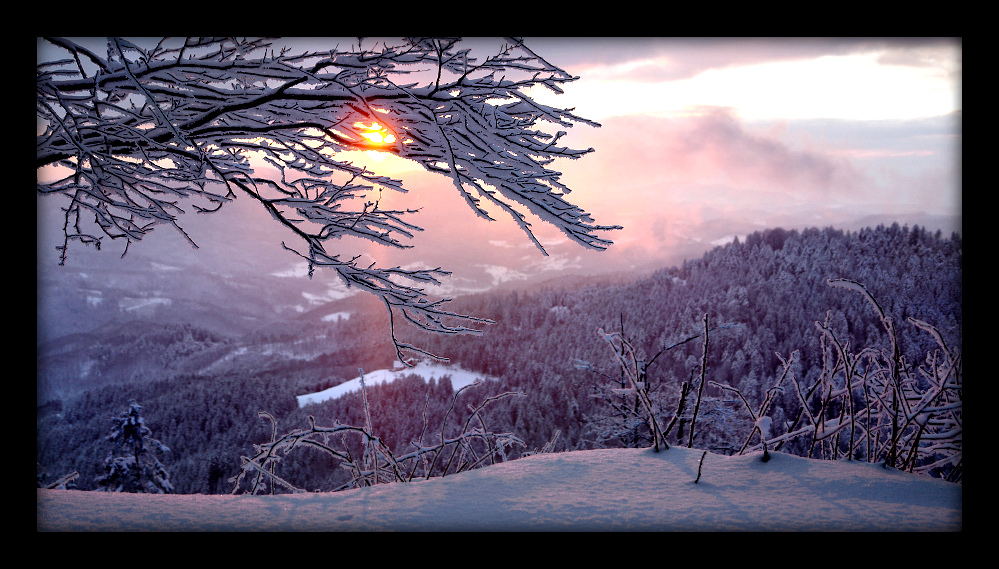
top-left (477, 264), bottom-right (529, 287)
top-left (870, 38), bottom-right (961, 74)
top-left (539, 107), bottom-right (944, 271)
top-left (526, 39), bottom-right (959, 125)
top-left (523, 252), bottom-right (583, 273)
top-left (526, 38), bottom-right (884, 83)
top-left (564, 109), bottom-right (867, 208)
top-left (668, 110), bottom-right (865, 194)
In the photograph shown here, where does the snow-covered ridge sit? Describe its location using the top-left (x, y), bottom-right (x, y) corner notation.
top-left (36, 446), bottom-right (962, 531)
top-left (296, 361), bottom-right (496, 408)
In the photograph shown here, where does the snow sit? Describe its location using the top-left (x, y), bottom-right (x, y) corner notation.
top-left (296, 361), bottom-right (496, 408)
top-left (301, 291), bottom-right (329, 305)
top-left (118, 296), bottom-right (172, 312)
top-left (756, 416), bottom-right (772, 440)
top-left (271, 262), bottom-right (311, 278)
top-left (321, 311), bottom-right (351, 322)
top-left (711, 235), bottom-right (740, 247)
top-left (36, 446), bottom-right (961, 531)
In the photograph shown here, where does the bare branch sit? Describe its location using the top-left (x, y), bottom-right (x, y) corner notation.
top-left (38, 37), bottom-right (617, 360)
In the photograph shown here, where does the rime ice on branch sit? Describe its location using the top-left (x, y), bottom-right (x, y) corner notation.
top-left (36, 37), bottom-right (620, 362)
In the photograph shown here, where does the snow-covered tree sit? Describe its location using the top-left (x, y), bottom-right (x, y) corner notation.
top-left (579, 324), bottom-right (674, 452)
top-left (96, 400), bottom-right (174, 493)
top-left (36, 37), bottom-right (620, 361)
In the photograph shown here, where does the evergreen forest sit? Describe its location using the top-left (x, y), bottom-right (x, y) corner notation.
top-left (36, 223), bottom-right (962, 493)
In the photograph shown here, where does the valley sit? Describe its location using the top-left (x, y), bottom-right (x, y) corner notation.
top-left (37, 223), bottom-right (962, 494)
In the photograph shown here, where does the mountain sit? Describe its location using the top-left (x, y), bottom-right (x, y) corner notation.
top-left (36, 223), bottom-right (962, 495)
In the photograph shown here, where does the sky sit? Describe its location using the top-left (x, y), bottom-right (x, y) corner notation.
top-left (338, 37), bottom-right (962, 292)
top-left (37, 37), bottom-right (962, 296)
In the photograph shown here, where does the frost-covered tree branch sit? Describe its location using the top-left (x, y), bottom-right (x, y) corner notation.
top-left (230, 381), bottom-right (525, 494)
top-left (754, 279), bottom-right (962, 481)
top-left (590, 327), bottom-right (669, 451)
top-left (37, 37), bottom-right (620, 361)
top-left (710, 351), bottom-right (795, 462)
top-left (579, 318), bottom-right (741, 451)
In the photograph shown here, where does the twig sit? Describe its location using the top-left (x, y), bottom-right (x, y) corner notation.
top-left (693, 450), bottom-right (707, 483)
top-left (42, 471), bottom-right (79, 490)
top-left (688, 313), bottom-right (709, 448)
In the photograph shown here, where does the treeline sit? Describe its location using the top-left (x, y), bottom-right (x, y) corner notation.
top-left (404, 224), bottom-right (960, 381)
top-left (395, 223), bottom-right (962, 459)
top-left (37, 223), bottom-right (962, 492)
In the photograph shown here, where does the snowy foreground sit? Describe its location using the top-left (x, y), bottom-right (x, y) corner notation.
top-left (37, 446), bottom-right (961, 531)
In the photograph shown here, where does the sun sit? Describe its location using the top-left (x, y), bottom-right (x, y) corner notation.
top-left (355, 122), bottom-right (397, 145)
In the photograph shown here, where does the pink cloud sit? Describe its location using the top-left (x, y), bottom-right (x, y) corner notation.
top-left (563, 109), bottom-right (866, 202)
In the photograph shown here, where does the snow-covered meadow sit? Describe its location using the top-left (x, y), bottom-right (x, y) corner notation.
top-left (37, 445), bottom-right (960, 531)
top-left (295, 361), bottom-right (496, 408)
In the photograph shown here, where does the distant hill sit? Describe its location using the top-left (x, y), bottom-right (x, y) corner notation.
top-left (37, 223), bottom-right (961, 493)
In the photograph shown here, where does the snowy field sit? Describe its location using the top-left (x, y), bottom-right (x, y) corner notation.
top-left (296, 361), bottom-right (495, 408)
top-left (36, 445), bottom-right (961, 531)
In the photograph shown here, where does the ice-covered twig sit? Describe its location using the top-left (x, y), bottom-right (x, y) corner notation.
top-left (38, 37), bottom-right (618, 362)
top-left (233, 379), bottom-right (525, 493)
top-left (693, 451), bottom-right (707, 483)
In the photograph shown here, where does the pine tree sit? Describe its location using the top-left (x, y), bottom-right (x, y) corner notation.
top-left (95, 400), bottom-right (174, 493)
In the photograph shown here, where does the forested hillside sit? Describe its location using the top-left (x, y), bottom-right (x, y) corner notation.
top-left (37, 223), bottom-right (962, 493)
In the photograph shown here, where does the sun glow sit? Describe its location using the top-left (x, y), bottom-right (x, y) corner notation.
top-left (355, 122), bottom-right (397, 145)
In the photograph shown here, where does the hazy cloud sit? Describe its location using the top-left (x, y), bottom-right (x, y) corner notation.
top-left (563, 109), bottom-right (867, 208)
top-left (871, 38), bottom-right (961, 73)
top-left (38, 38), bottom-right (960, 296)
top-left (667, 109), bottom-right (864, 194)
top-left (525, 37), bottom-right (891, 82)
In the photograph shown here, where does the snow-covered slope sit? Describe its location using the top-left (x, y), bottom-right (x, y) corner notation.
top-left (36, 446), bottom-right (961, 531)
top-left (296, 361), bottom-right (496, 408)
